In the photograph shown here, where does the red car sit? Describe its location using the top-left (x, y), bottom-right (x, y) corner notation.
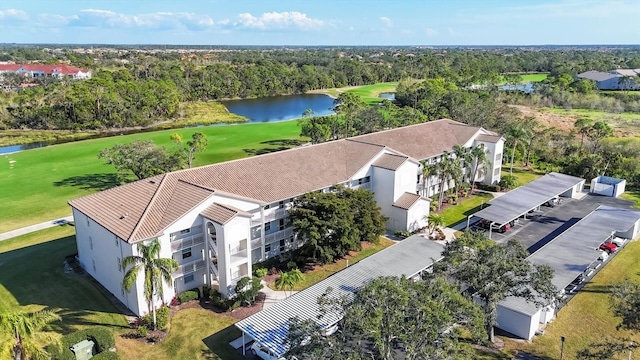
top-left (599, 242), bottom-right (618, 254)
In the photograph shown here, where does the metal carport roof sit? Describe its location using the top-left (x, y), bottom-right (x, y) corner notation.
top-left (235, 236), bottom-right (445, 357)
top-left (472, 172), bottom-right (585, 226)
top-left (499, 205), bottom-right (640, 316)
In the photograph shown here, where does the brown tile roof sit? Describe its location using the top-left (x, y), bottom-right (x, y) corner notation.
top-left (70, 139), bottom-right (385, 242)
top-left (201, 203), bottom-right (252, 225)
top-left (371, 153), bottom-right (408, 171)
top-left (392, 192), bottom-right (423, 210)
top-left (349, 119), bottom-right (481, 160)
top-left (475, 134), bottom-right (503, 143)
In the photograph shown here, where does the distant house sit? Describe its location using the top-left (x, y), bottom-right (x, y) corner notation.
top-left (576, 69), bottom-right (640, 90)
top-left (0, 64), bottom-right (92, 80)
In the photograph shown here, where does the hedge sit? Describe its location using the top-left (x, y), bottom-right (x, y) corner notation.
top-left (47, 326), bottom-right (115, 360)
top-left (177, 290), bottom-right (199, 303)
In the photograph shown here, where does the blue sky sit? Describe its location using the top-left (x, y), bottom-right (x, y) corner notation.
top-left (0, 0), bottom-right (638, 45)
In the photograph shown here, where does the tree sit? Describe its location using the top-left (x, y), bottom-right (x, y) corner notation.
top-left (588, 121), bottom-right (613, 153)
top-left (286, 276), bottom-right (485, 360)
top-left (0, 310), bottom-right (61, 360)
top-left (470, 145), bottom-right (489, 194)
top-left (333, 92), bottom-right (366, 138)
top-left (434, 235), bottom-right (558, 343)
top-left (452, 144), bottom-right (472, 185)
top-left (420, 160), bottom-right (438, 197)
top-left (574, 117), bottom-right (593, 155)
top-left (235, 276), bottom-right (264, 305)
top-left (275, 269), bottom-right (305, 297)
top-left (171, 132), bottom-right (209, 168)
top-left (618, 75), bottom-right (635, 93)
top-left (122, 238), bottom-right (178, 330)
top-left (434, 155), bottom-right (461, 209)
top-left (610, 280), bottom-right (640, 331)
top-left (298, 116), bottom-right (332, 144)
top-left (506, 124), bottom-right (528, 175)
top-left (425, 213), bottom-right (445, 235)
top-left (98, 139), bottom-right (184, 180)
top-left (288, 187), bottom-right (385, 264)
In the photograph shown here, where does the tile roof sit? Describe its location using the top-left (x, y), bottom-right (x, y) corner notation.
top-left (392, 192), bottom-right (423, 210)
top-left (235, 235), bottom-right (445, 357)
top-left (371, 153), bottom-right (408, 170)
top-left (349, 119), bottom-right (481, 160)
top-left (201, 203), bottom-right (252, 225)
top-left (0, 63), bottom-right (89, 74)
top-left (475, 134), bottom-right (503, 143)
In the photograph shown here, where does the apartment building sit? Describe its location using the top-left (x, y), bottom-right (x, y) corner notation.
top-left (68, 119), bottom-right (503, 316)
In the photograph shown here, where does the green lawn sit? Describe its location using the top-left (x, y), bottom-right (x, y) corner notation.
top-left (0, 120), bottom-right (305, 233)
top-left (621, 188), bottom-right (640, 209)
top-left (345, 82), bottom-right (398, 104)
top-left (179, 101), bottom-right (247, 126)
top-left (504, 240), bottom-right (640, 359)
top-left (437, 193), bottom-right (494, 227)
top-left (498, 73), bottom-right (548, 83)
top-left (268, 237), bottom-right (396, 291)
top-left (117, 309), bottom-right (243, 360)
top-left (508, 167), bottom-right (546, 186)
top-left (0, 226), bottom-right (128, 335)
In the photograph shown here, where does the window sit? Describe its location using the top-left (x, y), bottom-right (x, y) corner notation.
top-left (265, 244), bottom-right (271, 252)
top-left (183, 273), bottom-right (194, 284)
top-left (279, 201), bottom-right (285, 209)
top-left (180, 229), bottom-right (190, 235)
top-left (182, 247), bottom-right (192, 259)
top-left (357, 176), bottom-right (370, 185)
top-left (290, 236), bottom-right (294, 243)
top-left (117, 257), bottom-right (122, 272)
top-left (279, 219), bottom-right (285, 231)
top-left (89, 237), bottom-right (93, 250)
top-left (264, 223), bottom-right (271, 232)
top-left (115, 236), bottom-right (119, 247)
top-left (279, 239), bottom-right (285, 252)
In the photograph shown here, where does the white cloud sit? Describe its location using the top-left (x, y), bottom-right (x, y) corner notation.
top-left (425, 28), bottom-right (438, 37)
top-left (66, 9), bottom-right (216, 31)
top-left (379, 16), bottom-right (393, 28)
top-left (0, 9), bottom-right (29, 24)
top-left (234, 11), bottom-right (324, 31)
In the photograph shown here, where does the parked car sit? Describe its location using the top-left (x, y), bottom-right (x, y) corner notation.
top-left (479, 220), bottom-right (511, 233)
top-left (599, 242), bottom-right (618, 254)
top-left (251, 342), bottom-right (293, 360)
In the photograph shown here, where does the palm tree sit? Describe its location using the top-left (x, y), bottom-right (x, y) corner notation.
top-left (0, 310), bottom-right (61, 360)
top-left (618, 75), bottom-right (634, 93)
top-left (506, 125), bottom-right (527, 175)
top-left (122, 238), bottom-right (178, 330)
top-left (425, 213), bottom-right (445, 236)
top-left (452, 144), bottom-right (472, 184)
top-left (435, 155), bottom-right (459, 209)
top-left (275, 269), bottom-right (305, 297)
top-left (470, 145), bottom-right (490, 194)
top-left (420, 160), bottom-right (438, 197)
top-left (574, 117), bottom-right (593, 155)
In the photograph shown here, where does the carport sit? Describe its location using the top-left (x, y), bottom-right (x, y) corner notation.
top-left (495, 205), bottom-right (640, 340)
top-left (467, 172), bottom-right (585, 238)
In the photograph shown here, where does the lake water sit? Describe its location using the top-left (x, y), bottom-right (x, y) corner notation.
top-left (221, 94), bottom-right (335, 122)
top-left (379, 92), bottom-right (396, 100)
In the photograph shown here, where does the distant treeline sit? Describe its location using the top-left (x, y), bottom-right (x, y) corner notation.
top-left (1, 47), bottom-right (639, 130)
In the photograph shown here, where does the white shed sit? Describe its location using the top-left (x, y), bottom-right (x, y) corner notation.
top-left (590, 176), bottom-right (626, 197)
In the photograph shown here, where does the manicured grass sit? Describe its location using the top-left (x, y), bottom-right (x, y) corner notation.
top-left (0, 226), bottom-right (128, 334)
top-left (438, 193), bottom-right (494, 227)
top-left (345, 82), bottom-right (399, 104)
top-left (0, 129), bottom-right (98, 147)
top-left (268, 237), bottom-right (396, 291)
top-left (116, 309), bottom-right (243, 360)
top-left (179, 101), bottom-right (248, 125)
top-left (498, 73), bottom-right (548, 83)
top-left (503, 240), bottom-right (640, 359)
top-left (508, 167), bottom-right (546, 187)
top-left (0, 121), bottom-right (305, 233)
top-left (621, 188), bottom-right (640, 209)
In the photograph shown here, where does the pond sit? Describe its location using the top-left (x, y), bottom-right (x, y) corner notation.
top-left (0, 142), bottom-right (48, 155)
top-left (379, 92), bottom-right (396, 100)
top-left (221, 94), bottom-right (335, 122)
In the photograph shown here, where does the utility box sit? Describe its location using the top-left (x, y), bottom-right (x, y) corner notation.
top-left (70, 339), bottom-right (95, 360)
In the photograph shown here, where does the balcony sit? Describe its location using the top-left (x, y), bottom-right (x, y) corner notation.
top-left (173, 259), bottom-right (205, 278)
top-left (170, 234), bottom-right (204, 252)
top-left (251, 238), bottom-right (262, 250)
top-left (351, 182), bottom-right (372, 191)
top-left (230, 249), bottom-right (248, 266)
top-left (250, 207), bottom-right (289, 226)
top-left (264, 227), bottom-right (293, 244)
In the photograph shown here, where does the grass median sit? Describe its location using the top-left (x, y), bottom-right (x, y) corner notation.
top-left (0, 120), bottom-right (305, 233)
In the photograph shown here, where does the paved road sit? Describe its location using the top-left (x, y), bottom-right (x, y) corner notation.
top-left (0, 215), bottom-right (74, 241)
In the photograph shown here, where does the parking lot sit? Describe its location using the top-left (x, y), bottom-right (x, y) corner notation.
top-left (472, 193), bottom-right (635, 253)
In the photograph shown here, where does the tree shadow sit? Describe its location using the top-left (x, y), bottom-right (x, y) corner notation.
top-left (53, 173), bottom-right (121, 192)
top-left (243, 139), bottom-right (306, 157)
top-left (201, 324), bottom-right (244, 359)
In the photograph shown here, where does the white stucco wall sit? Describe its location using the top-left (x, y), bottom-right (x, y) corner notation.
top-left (495, 304), bottom-right (540, 340)
top-left (406, 198), bottom-right (430, 232)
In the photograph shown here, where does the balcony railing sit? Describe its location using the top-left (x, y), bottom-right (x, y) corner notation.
top-left (351, 182), bottom-right (371, 191)
top-left (230, 270), bottom-right (248, 281)
top-left (230, 249), bottom-right (248, 266)
top-left (173, 259), bottom-right (205, 278)
top-left (170, 234), bottom-right (204, 252)
top-left (264, 227), bottom-right (294, 244)
top-left (250, 207), bottom-right (289, 226)
top-left (251, 238), bottom-right (262, 250)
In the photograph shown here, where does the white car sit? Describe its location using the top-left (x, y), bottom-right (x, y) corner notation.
top-left (250, 342), bottom-right (298, 360)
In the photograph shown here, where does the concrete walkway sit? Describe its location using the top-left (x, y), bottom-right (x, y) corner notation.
top-left (260, 280), bottom-right (297, 309)
top-left (0, 216), bottom-right (74, 241)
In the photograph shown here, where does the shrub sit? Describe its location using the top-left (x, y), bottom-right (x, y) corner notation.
top-left (448, 194), bottom-right (458, 204)
top-left (46, 327), bottom-right (115, 360)
top-left (141, 306), bottom-right (169, 330)
top-left (498, 175), bottom-right (518, 190)
top-left (210, 288), bottom-right (232, 311)
top-left (234, 276), bottom-right (264, 306)
top-left (254, 268), bottom-right (268, 278)
top-left (477, 183), bottom-right (501, 192)
top-left (137, 325), bottom-right (149, 337)
top-left (177, 290), bottom-right (199, 304)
